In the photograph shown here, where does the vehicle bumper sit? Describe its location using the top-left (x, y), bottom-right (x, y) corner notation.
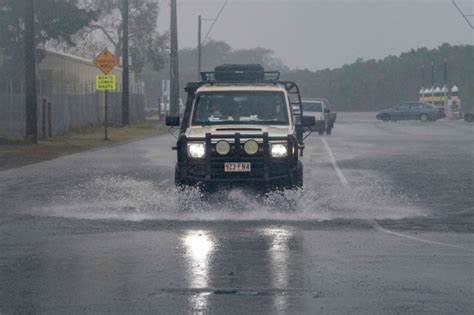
top-left (176, 133), bottom-right (299, 188)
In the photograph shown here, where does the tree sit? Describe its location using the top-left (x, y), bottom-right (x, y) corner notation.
top-left (70, 0), bottom-right (168, 73)
top-left (283, 43), bottom-right (473, 111)
top-left (170, 40), bottom-right (287, 98)
top-left (0, 0), bottom-right (98, 81)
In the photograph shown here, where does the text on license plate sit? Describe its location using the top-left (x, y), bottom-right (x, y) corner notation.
top-left (224, 162), bottom-right (251, 172)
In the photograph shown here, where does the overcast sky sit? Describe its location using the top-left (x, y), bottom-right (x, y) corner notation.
top-left (158, 0), bottom-right (473, 70)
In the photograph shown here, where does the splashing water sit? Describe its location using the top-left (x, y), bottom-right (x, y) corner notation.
top-left (41, 174), bottom-right (424, 222)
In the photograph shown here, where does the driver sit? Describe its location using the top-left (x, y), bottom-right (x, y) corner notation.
top-left (210, 101), bottom-right (223, 117)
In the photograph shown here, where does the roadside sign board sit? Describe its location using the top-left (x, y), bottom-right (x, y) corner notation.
top-left (96, 75), bottom-right (116, 91)
top-left (93, 48), bottom-right (119, 75)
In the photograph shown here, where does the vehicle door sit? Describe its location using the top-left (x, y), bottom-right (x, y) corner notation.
top-left (392, 104), bottom-right (410, 120)
top-left (408, 103), bottom-right (422, 120)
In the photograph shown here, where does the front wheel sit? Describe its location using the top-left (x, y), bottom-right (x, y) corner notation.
top-left (381, 113), bottom-right (391, 122)
top-left (291, 161), bottom-right (303, 189)
top-left (174, 165), bottom-right (186, 187)
top-left (326, 123), bottom-right (333, 135)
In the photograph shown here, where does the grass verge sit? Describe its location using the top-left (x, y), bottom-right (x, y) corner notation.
top-left (0, 120), bottom-right (168, 171)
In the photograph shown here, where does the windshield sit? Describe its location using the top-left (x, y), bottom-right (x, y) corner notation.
top-left (302, 101), bottom-right (323, 112)
top-left (193, 91), bottom-right (289, 125)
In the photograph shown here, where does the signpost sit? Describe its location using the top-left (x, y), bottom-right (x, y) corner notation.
top-left (94, 49), bottom-right (119, 140)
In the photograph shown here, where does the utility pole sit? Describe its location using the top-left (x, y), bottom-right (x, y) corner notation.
top-left (197, 0), bottom-right (229, 78)
top-left (431, 61), bottom-right (435, 104)
top-left (431, 61), bottom-right (435, 86)
top-left (122, 0), bottom-right (130, 126)
top-left (196, 16), bottom-right (216, 80)
top-left (169, 0), bottom-right (179, 117)
top-left (24, 0), bottom-right (38, 143)
top-left (421, 65), bottom-right (425, 87)
top-left (443, 58), bottom-right (447, 85)
top-left (197, 15), bottom-right (202, 80)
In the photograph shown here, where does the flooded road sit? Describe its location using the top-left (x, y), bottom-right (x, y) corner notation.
top-left (1, 113), bottom-right (472, 313)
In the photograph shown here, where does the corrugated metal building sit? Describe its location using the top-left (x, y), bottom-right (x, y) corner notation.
top-left (38, 50), bottom-right (139, 95)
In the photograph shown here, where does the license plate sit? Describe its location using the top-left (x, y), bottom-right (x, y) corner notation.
top-left (224, 162), bottom-right (251, 172)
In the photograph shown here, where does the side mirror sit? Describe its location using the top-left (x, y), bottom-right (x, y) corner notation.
top-left (324, 108), bottom-right (330, 113)
top-left (302, 115), bottom-right (316, 127)
top-left (166, 116), bottom-right (180, 126)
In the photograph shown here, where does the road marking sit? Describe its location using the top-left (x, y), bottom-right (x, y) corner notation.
top-left (321, 137), bottom-right (471, 252)
top-left (160, 179), bottom-right (171, 186)
top-left (321, 138), bottom-right (349, 186)
top-left (369, 220), bottom-right (469, 250)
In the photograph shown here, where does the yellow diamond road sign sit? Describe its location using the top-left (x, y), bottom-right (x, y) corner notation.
top-left (94, 48), bottom-right (119, 75)
top-left (96, 75), bottom-right (116, 91)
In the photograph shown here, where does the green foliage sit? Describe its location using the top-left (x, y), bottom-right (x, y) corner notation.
top-left (171, 40), bottom-right (287, 96)
top-left (0, 0), bottom-right (98, 81)
top-left (172, 41), bottom-right (471, 111)
top-left (283, 43), bottom-right (474, 111)
top-left (71, 0), bottom-right (167, 73)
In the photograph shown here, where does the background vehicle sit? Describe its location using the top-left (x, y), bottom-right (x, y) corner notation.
top-left (376, 102), bottom-right (444, 122)
top-left (301, 98), bottom-right (337, 135)
top-left (464, 111), bottom-right (474, 122)
top-left (166, 64), bottom-right (315, 190)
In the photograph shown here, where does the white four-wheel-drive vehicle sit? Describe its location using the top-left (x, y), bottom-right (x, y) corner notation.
top-left (301, 98), bottom-right (337, 135)
top-left (166, 64), bottom-right (316, 191)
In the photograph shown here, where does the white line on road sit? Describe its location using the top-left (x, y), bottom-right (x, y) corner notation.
top-left (321, 138), bottom-right (349, 186)
top-left (159, 179), bottom-right (171, 186)
top-left (369, 220), bottom-right (469, 250)
top-left (321, 137), bottom-right (470, 252)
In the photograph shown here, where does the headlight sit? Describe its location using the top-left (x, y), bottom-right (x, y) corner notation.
top-left (244, 140), bottom-right (259, 155)
top-left (271, 143), bottom-right (287, 158)
top-left (187, 142), bottom-right (205, 158)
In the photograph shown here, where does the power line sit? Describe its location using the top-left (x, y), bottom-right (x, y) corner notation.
top-left (452, 0), bottom-right (474, 29)
top-left (202, 0), bottom-right (230, 43)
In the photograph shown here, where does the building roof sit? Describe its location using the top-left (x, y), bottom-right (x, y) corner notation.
top-left (45, 49), bottom-right (123, 71)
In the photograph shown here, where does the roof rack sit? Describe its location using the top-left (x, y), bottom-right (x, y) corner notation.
top-left (200, 71), bottom-right (281, 83)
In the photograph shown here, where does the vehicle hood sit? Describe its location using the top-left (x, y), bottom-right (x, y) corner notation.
top-left (186, 125), bottom-right (293, 139)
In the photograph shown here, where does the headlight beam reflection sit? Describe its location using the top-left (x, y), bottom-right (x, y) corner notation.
top-left (182, 230), bottom-right (215, 312)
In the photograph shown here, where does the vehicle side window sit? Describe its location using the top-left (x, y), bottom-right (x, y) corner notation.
top-left (410, 104), bottom-right (420, 110)
top-left (397, 104), bottom-right (410, 110)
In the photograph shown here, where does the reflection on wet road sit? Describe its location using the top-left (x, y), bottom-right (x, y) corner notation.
top-left (0, 113), bottom-right (473, 313)
top-left (182, 230), bottom-right (215, 311)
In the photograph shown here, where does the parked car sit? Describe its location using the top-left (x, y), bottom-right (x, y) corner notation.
top-left (301, 98), bottom-right (337, 135)
top-left (376, 102), bottom-right (443, 122)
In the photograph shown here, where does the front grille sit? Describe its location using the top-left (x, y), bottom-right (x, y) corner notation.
top-left (184, 132), bottom-right (294, 181)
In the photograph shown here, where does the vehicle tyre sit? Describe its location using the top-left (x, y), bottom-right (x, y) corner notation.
top-left (174, 165), bottom-right (186, 187)
top-left (326, 124), bottom-right (333, 135)
top-left (381, 113), bottom-right (391, 122)
top-left (419, 113), bottom-right (429, 122)
top-left (291, 161), bottom-right (303, 188)
top-left (465, 113), bottom-right (474, 122)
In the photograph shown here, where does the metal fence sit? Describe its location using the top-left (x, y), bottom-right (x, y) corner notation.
top-left (0, 90), bottom-right (145, 137)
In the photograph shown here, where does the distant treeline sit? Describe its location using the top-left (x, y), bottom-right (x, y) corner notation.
top-left (283, 43), bottom-right (473, 111)
top-left (168, 42), bottom-right (472, 112)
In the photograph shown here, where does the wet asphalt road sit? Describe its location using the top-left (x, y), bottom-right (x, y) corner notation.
top-left (0, 113), bottom-right (473, 314)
